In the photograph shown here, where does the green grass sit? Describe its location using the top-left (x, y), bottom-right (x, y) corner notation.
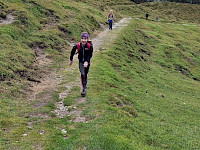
top-left (63, 86), bottom-right (80, 106)
top-left (1, 0), bottom-right (200, 149)
top-left (84, 18), bottom-right (200, 149)
top-left (138, 2), bottom-right (200, 24)
top-left (0, 0), bottom-right (135, 84)
top-left (0, 0), bottom-right (135, 148)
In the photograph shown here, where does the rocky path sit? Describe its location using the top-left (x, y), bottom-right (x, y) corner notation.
top-left (52, 17), bottom-right (132, 123)
top-left (25, 17), bottom-right (132, 127)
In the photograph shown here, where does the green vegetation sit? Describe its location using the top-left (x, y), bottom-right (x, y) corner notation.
top-left (86, 18), bottom-right (200, 149)
top-left (0, 0), bottom-right (134, 95)
top-left (139, 2), bottom-right (200, 23)
top-left (0, 0), bottom-right (200, 149)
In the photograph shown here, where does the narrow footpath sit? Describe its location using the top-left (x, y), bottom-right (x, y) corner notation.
top-left (26, 17), bottom-right (132, 128)
top-left (53, 17), bottom-right (132, 123)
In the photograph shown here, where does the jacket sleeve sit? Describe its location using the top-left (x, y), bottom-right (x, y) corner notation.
top-left (86, 44), bottom-right (93, 62)
top-left (70, 44), bottom-right (77, 61)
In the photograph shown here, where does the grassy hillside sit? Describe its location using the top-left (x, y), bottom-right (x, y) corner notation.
top-left (136, 2), bottom-right (200, 24)
top-left (0, 1), bottom-right (199, 88)
top-left (0, 0), bottom-right (200, 149)
top-left (0, 0), bottom-right (134, 97)
top-left (86, 18), bottom-right (200, 149)
top-left (0, 0), bottom-right (134, 149)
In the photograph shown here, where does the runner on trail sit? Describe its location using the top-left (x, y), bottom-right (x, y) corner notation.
top-left (107, 10), bottom-right (114, 30)
top-left (68, 32), bottom-right (93, 96)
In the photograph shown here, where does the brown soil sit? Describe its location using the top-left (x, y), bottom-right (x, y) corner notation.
top-left (52, 17), bottom-right (132, 123)
top-left (0, 14), bottom-right (14, 25)
top-left (27, 17), bottom-right (132, 125)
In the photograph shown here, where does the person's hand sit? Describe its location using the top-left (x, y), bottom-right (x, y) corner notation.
top-left (83, 61), bottom-right (88, 68)
top-left (68, 60), bottom-right (73, 66)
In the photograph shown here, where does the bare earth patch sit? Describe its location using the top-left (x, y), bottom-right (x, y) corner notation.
top-left (26, 17), bottom-right (132, 126)
top-left (52, 17), bottom-right (132, 123)
top-left (0, 14), bottom-right (14, 25)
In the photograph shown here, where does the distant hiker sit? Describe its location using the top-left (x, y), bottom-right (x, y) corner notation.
top-left (68, 32), bottom-right (93, 96)
top-left (156, 16), bottom-right (158, 22)
top-left (145, 13), bottom-right (149, 20)
top-left (107, 10), bottom-right (114, 30)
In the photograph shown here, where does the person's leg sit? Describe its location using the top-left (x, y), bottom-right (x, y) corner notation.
top-left (79, 61), bottom-right (85, 89)
top-left (79, 61), bottom-right (90, 95)
top-left (109, 22), bottom-right (111, 29)
top-left (110, 22), bottom-right (112, 30)
top-left (84, 66), bottom-right (89, 90)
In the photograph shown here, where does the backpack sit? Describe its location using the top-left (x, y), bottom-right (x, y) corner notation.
top-left (77, 40), bottom-right (92, 53)
top-left (108, 13), bottom-right (113, 18)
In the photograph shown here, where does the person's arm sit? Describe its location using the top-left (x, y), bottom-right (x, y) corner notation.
top-left (107, 13), bottom-right (111, 21)
top-left (84, 44), bottom-right (93, 67)
top-left (69, 44), bottom-right (77, 66)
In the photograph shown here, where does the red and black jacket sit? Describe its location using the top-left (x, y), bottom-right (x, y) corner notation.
top-left (70, 42), bottom-right (93, 63)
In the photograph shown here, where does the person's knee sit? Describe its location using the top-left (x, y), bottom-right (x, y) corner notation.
top-left (81, 73), bottom-right (86, 78)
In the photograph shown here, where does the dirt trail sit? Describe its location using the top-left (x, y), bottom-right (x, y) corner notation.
top-left (26, 17), bottom-right (132, 126)
top-left (92, 17), bottom-right (132, 49)
top-left (0, 14), bottom-right (14, 25)
top-left (25, 16), bottom-right (199, 127)
top-left (53, 17), bottom-right (132, 122)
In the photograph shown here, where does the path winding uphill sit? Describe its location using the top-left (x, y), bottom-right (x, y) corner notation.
top-left (92, 17), bottom-right (132, 50)
top-left (52, 17), bottom-right (133, 123)
top-left (24, 17), bottom-right (133, 129)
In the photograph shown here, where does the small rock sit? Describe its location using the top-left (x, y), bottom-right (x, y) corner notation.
top-left (161, 144), bottom-right (168, 148)
top-left (63, 135), bottom-right (68, 140)
top-left (39, 130), bottom-right (45, 135)
top-left (22, 133), bottom-right (27, 136)
top-left (61, 129), bottom-right (67, 134)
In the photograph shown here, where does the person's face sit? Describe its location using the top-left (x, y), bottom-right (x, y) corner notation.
top-left (81, 37), bottom-right (88, 45)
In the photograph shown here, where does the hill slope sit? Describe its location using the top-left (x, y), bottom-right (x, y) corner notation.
top-left (0, 1), bottom-right (200, 149)
top-left (0, 0), bottom-right (134, 95)
top-left (87, 18), bottom-right (200, 149)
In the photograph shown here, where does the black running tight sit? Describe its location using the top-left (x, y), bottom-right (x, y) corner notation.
top-left (79, 61), bottom-right (90, 90)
